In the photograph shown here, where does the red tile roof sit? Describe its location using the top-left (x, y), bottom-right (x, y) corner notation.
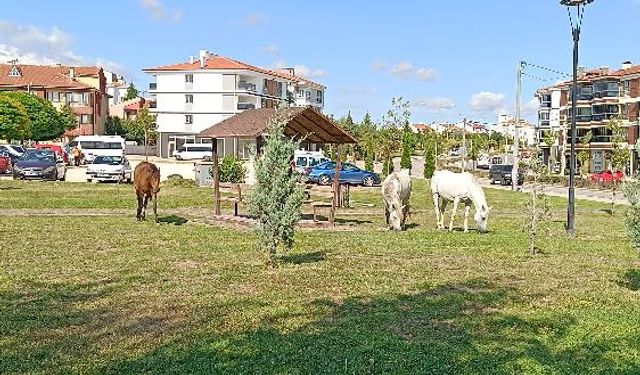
top-left (144, 54), bottom-right (325, 88)
top-left (0, 64), bottom-right (100, 90)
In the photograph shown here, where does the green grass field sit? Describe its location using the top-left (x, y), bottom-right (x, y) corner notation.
top-left (0, 179), bottom-right (639, 374)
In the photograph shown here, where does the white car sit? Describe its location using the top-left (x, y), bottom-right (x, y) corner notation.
top-left (86, 155), bottom-right (132, 183)
top-left (173, 143), bottom-right (213, 160)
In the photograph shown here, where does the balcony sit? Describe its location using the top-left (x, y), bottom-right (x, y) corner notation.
top-left (238, 81), bottom-right (256, 91)
top-left (592, 135), bottom-right (613, 143)
top-left (237, 103), bottom-right (256, 110)
top-left (540, 101), bottom-right (551, 108)
top-left (149, 82), bottom-right (157, 90)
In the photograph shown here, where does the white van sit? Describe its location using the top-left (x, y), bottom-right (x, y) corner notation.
top-left (173, 143), bottom-right (213, 160)
top-left (294, 150), bottom-right (329, 174)
top-left (68, 135), bottom-right (125, 163)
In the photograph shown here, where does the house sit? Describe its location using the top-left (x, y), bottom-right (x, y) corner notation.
top-left (0, 61), bottom-right (109, 139)
top-left (109, 97), bottom-right (154, 120)
top-left (409, 123), bottom-right (431, 133)
top-left (105, 71), bottom-right (129, 106)
top-left (143, 49), bottom-right (326, 158)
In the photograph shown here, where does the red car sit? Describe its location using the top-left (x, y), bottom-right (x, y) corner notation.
top-left (590, 170), bottom-right (624, 183)
top-left (0, 150), bottom-right (11, 174)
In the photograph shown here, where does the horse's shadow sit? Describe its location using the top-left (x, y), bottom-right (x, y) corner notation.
top-left (157, 215), bottom-right (188, 226)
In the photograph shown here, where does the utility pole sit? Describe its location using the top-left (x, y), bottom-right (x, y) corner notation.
top-left (513, 61), bottom-right (525, 191)
top-left (462, 117), bottom-right (467, 172)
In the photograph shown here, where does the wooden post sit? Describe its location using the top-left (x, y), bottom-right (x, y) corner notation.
top-left (330, 145), bottom-right (342, 224)
top-left (212, 138), bottom-right (220, 215)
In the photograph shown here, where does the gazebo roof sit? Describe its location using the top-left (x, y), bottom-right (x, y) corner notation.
top-left (198, 107), bottom-right (357, 144)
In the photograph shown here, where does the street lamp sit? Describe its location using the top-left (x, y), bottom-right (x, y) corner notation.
top-left (562, 0), bottom-right (594, 238)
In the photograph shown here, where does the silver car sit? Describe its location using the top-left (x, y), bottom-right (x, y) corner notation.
top-left (86, 155), bottom-right (132, 183)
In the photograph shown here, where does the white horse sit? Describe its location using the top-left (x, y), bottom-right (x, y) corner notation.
top-left (382, 169), bottom-right (412, 231)
top-left (430, 170), bottom-right (491, 233)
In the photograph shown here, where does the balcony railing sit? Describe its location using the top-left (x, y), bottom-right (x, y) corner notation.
top-left (592, 135), bottom-right (613, 143)
top-left (238, 81), bottom-right (256, 91)
top-left (149, 82), bottom-right (157, 90)
top-left (237, 103), bottom-right (256, 110)
top-left (540, 101), bottom-right (551, 108)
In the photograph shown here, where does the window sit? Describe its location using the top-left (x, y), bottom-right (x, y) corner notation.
top-left (46, 92), bottom-right (62, 102)
top-left (296, 157), bottom-right (308, 166)
top-left (623, 81), bottom-right (631, 96)
top-left (297, 89), bottom-right (305, 98)
top-left (8, 66), bottom-right (21, 77)
top-left (276, 82), bottom-right (283, 97)
top-left (185, 94), bottom-right (193, 103)
top-left (185, 115), bottom-right (193, 124)
top-left (305, 90), bottom-right (311, 99)
top-left (316, 90), bottom-right (323, 103)
top-left (539, 112), bottom-right (550, 121)
top-left (80, 114), bottom-right (93, 124)
top-left (185, 74), bottom-right (193, 83)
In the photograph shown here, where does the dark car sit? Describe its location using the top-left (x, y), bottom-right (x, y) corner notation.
top-left (489, 164), bottom-right (524, 186)
top-left (13, 149), bottom-right (66, 181)
top-left (0, 144), bottom-right (25, 164)
top-left (305, 161), bottom-right (381, 187)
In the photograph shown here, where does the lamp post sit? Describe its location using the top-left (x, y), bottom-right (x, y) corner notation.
top-left (562, 0), bottom-right (594, 238)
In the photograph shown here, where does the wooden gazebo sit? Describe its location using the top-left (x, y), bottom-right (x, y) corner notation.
top-left (198, 107), bottom-right (357, 223)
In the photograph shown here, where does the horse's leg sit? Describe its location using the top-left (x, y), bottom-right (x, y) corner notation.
top-left (142, 194), bottom-right (149, 220)
top-left (439, 199), bottom-right (448, 230)
top-left (463, 203), bottom-right (471, 233)
top-left (136, 190), bottom-right (143, 221)
top-left (432, 193), bottom-right (441, 229)
top-left (449, 197), bottom-right (460, 232)
top-left (153, 193), bottom-right (158, 223)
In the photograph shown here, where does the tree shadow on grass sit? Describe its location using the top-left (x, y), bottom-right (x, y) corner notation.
top-left (279, 251), bottom-right (326, 265)
top-left (158, 215), bottom-right (188, 225)
top-left (97, 279), bottom-right (640, 375)
top-left (617, 269), bottom-right (640, 291)
top-left (0, 186), bottom-right (20, 190)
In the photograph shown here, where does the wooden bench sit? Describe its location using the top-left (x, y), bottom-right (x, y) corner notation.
top-left (219, 183), bottom-right (243, 216)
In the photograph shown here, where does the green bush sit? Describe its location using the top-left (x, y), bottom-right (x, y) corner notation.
top-left (364, 152), bottom-right (374, 172)
top-left (216, 156), bottom-right (246, 183)
top-left (163, 174), bottom-right (197, 187)
top-left (423, 145), bottom-right (435, 179)
top-left (624, 178), bottom-right (640, 253)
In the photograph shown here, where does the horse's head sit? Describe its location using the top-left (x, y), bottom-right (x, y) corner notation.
top-left (474, 205), bottom-right (492, 234)
top-left (387, 200), bottom-right (406, 231)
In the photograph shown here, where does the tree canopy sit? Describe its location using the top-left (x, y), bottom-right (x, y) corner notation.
top-left (124, 83), bottom-right (139, 100)
top-left (0, 94), bottom-right (29, 141)
top-left (0, 92), bottom-right (72, 141)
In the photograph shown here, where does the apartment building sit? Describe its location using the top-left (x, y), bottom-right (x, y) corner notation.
top-left (105, 70), bottom-right (129, 106)
top-left (143, 50), bottom-right (326, 158)
top-left (536, 61), bottom-right (640, 173)
top-left (495, 114), bottom-right (536, 146)
top-left (0, 62), bottom-right (109, 139)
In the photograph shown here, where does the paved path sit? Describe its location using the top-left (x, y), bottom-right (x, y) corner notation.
top-left (475, 178), bottom-right (627, 205)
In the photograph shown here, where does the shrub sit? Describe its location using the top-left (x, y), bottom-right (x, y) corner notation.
top-left (218, 156), bottom-right (246, 183)
top-left (364, 152), bottom-right (374, 172)
top-left (623, 178), bottom-right (640, 254)
top-left (400, 141), bottom-right (412, 170)
top-left (423, 144), bottom-right (435, 179)
top-left (163, 174), bottom-right (197, 187)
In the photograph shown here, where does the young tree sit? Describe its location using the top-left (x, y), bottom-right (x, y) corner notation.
top-left (623, 178), bottom-right (640, 256)
top-left (105, 116), bottom-right (125, 135)
top-left (0, 93), bottom-right (29, 141)
top-left (360, 112), bottom-right (377, 171)
top-left (423, 135), bottom-right (436, 179)
top-left (248, 109), bottom-right (305, 267)
top-left (4, 92), bottom-right (64, 141)
top-left (522, 147), bottom-right (552, 256)
top-left (400, 124), bottom-right (413, 171)
top-left (577, 130), bottom-right (592, 176)
top-left (124, 83), bottom-right (139, 100)
top-left (380, 97), bottom-right (411, 174)
top-left (607, 118), bottom-right (630, 215)
top-left (542, 130), bottom-right (558, 173)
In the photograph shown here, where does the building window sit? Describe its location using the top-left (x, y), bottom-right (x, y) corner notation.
top-left (185, 74), bottom-right (193, 83)
top-left (8, 66), bottom-right (21, 77)
top-left (539, 112), bottom-right (550, 121)
top-left (185, 115), bottom-right (193, 124)
top-left (305, 90), bottom-right (311, 99)
top-left (80, 114), bottom-right (93, 124)
top-left (297, 89), bottom-right (305, 98)
top-left (623, 81), bottom-right (631, 97)
top-left (316, 90), bottom-right (323, 103)
top-left (185, 94), bottom-right (193, 103)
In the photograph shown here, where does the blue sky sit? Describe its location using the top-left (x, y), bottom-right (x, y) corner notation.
top-left (0, 0), bottom-right (637, 125)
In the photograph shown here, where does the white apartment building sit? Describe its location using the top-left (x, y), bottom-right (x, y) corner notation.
top-left (495, 114), bottom-right (537, 146)
top-left (535, 87), bottom-right (563, 165)
top-left (104, 71), bottom-right (129, 106)
top-left (143, 50), bottom-right (326, 158)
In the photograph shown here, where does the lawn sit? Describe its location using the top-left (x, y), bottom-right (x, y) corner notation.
top-left (0, 179), bottom-right (639, 374)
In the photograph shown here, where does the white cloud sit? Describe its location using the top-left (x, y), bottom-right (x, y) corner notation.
top-left (413, 97), bottom-right (456, 111)
top-left (370, 59), bottom-right (388, 72)
top-left (415, 67), bottom-right (438, 81)
top-left (294, 64), bottom-right (326, 78)
top-left (470, 91), bottom-right (506, 113)
top-left (522, 97), bottom-right (539, 116)
top-left (139, 0), bottom-right (182, 23)
top-left (0, 21), bottom-right (124, 74)
top-left (263, 45), bottom-right (280, 57)
top-left (390, 61), bottom-right (414, 78)
top-left (335, 87), bottom-right (378, 96)
top-left (244, 12), bottom-right (267, 26)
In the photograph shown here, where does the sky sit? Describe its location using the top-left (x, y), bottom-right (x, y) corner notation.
top-left (0, 0), bottom-right (637, 126)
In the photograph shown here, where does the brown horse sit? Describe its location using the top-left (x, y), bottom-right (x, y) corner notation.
top-left (134, 162), bottom-right (161, 222)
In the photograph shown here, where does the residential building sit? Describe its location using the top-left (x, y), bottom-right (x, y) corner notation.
top-left (495, 114), bottom-right (536, 146)
top-left (409, 123), bottom-right (431, 133)
top-left (0, 62), bottom-right (109, 139)
top-left (110, 97), bottom-right (154, 120)
top-left (143, 49), bottom-right (326, 158)
top-left (105, 71), bottom-right (129, 106)
top-left (535, 61), bottom-right (640, 173)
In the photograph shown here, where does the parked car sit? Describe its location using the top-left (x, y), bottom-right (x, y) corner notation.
top-left (489, 164), bottom-right (525, 186)
top-left (12, 149), bottom-right (66, 181)
top-left (34, 144), bottom-right (68, 164)
top-left (589, 170), bottom-right (624, 183)
top-left (294, 151), bottom-right (329, 174)
top-left (86, 155), bottom-right (132, 183)
top-left (305, 161), bottom-right (381, 187)
top-left (0, 150), bottom-right (12, 174)
top-left (173, 143), bottom-right (213, 160)
top-left (0, 144), bottom-right (25, 163)
top-left (476, 155), bottom-right (491, 170)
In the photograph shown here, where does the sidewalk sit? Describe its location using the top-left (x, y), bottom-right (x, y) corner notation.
top-left (476, 178), bottom-right (628, 205)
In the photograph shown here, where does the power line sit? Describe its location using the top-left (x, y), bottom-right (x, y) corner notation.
top-left (523, 61), bottom-right (571, 78)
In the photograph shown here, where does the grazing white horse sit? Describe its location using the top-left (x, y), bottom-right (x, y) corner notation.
top-left (430, 170), bottom-right (491, 233)
top-left (382, 169), bottom-right (412, 231)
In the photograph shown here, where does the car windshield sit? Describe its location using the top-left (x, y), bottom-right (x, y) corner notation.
top-left (12, 146), bottom-right (25, 153)
top-left (342, 163), bottom-right (359, 171)
top-left (18, 151), bottom-right (55, 163)
top-left (94, 156), bottom-right (123, 165)
top-left (314, 161), bottom-right (335, 170)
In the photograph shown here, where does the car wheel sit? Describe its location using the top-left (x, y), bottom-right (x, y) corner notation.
top-left (319, 174), bottom-right (331, 186)
top-left (363, 176), bottom-right (374, 187)
top-left (489, 178), bottom-right (494, 185)
top-left (87, 179), bottom-right (92, 183)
